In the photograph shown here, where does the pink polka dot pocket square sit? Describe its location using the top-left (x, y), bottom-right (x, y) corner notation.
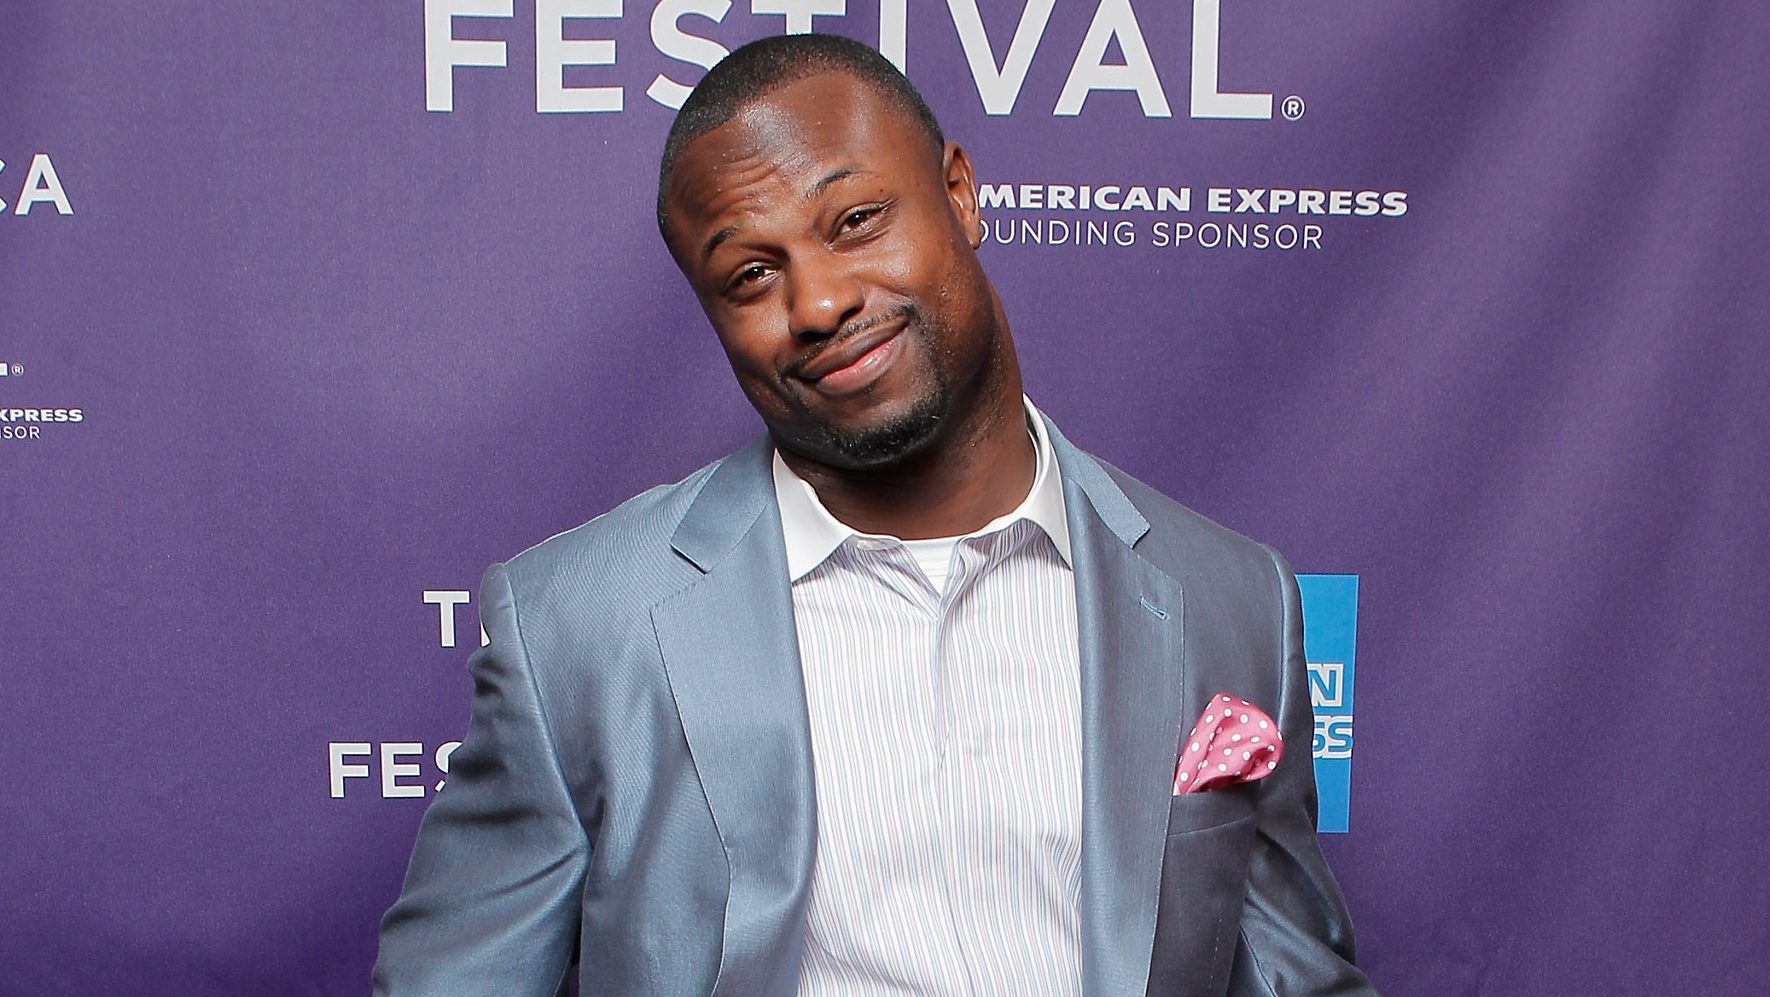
top-left (1174, 693), bottom-right (1284, 794)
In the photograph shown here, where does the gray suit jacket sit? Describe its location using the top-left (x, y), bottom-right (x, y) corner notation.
top-left (374, 418), bottom-right (1376, 996)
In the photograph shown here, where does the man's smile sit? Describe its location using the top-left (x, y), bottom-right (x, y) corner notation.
top-left (797, 327), bottom-right (905, 397)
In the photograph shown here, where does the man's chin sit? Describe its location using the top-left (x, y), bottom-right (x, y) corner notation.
top-left (779, 393), bottom-right (950, 472)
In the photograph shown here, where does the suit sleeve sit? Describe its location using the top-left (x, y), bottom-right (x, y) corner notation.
top-left (372, 564), bottom-right (588, 996)
top-left (1228, 549), bottom-right (1379, 996)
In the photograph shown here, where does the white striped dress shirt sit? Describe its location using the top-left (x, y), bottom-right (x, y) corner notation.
top-left (772, 400), bottom-right (1083, 996)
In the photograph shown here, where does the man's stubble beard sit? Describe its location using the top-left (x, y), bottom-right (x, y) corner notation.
top-left (802, 371), bottom-right (951, 469)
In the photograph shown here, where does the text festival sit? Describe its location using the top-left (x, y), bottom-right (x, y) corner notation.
top-left (425, 0), bottom-right (1283, 118)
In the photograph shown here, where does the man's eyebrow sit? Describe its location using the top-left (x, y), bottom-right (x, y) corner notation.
top-left (699, 224), bottom-right (739, 265)
top-left (809, 165), bottom-right (867, 198)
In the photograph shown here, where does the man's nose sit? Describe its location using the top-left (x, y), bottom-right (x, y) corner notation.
top-left (784, 252), bottom-right (865, 341)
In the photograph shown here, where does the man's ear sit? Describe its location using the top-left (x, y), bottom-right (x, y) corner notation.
top-left (942, 142), bottom-right (982, 249)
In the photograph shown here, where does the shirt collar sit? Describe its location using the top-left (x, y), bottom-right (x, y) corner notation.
top-left (771, 396), bottom-right (1072, 582)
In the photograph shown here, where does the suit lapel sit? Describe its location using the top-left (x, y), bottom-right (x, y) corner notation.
top-left (651, 438), bottom-right (815, 997)
top-left (1051, 422), bottom-right (1189, 996)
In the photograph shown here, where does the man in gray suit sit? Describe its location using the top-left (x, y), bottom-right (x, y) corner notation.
top-left (375, 33), bottom-right (1375, 997)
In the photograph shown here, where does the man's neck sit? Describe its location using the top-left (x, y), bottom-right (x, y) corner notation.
top-left (778, 391), bottom-right (1036, 541)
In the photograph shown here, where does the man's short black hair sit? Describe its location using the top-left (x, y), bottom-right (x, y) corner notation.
top-left (656, 33), bottom-right (945, 244)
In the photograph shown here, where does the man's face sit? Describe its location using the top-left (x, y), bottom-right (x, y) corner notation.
top-left (663, 72), bottom-right (998, 471)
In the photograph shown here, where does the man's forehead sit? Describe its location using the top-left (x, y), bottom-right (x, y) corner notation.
top-left (679, 77), bottom-right (877, 176)
top-left (669, 74), bottom-right (927, 194)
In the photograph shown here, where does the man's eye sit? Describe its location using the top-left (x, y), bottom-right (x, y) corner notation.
top-left (840, 206), bottom-right (883, 231)
top-left (727, 264), bottom-right (768, 290)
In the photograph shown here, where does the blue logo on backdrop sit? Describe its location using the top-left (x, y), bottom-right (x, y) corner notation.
top-left (1298, 574), bottom-right (1357, 833)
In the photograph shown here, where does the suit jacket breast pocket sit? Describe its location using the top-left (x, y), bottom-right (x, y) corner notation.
top-left (1146, 786), bottom-right (1258, 997)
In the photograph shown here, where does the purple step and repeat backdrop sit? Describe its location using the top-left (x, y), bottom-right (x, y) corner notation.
top-left (5, 1), bottom-right (1769, 994)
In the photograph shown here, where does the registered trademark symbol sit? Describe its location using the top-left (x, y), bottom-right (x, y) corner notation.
top-left (8, 364), bottom-right (20, 376)
top-left (1281, 95), bottom-right (1306, 121)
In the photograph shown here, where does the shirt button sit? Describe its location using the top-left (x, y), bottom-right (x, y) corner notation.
top-left (854, 538), bottom-right (886, 551)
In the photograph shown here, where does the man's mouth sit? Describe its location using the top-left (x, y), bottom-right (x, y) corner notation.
top-left (797, 326), bottom-right (905, 397)
top-left (790, 307), bottom-right (914, 396)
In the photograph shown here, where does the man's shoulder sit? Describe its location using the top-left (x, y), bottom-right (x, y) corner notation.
top-left (1082, 449), bottom-right (1290, 585)
top-left (1043, 411), bottom-right (1282, 575)
top-left (491, 450), bottom-right (742, 607)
